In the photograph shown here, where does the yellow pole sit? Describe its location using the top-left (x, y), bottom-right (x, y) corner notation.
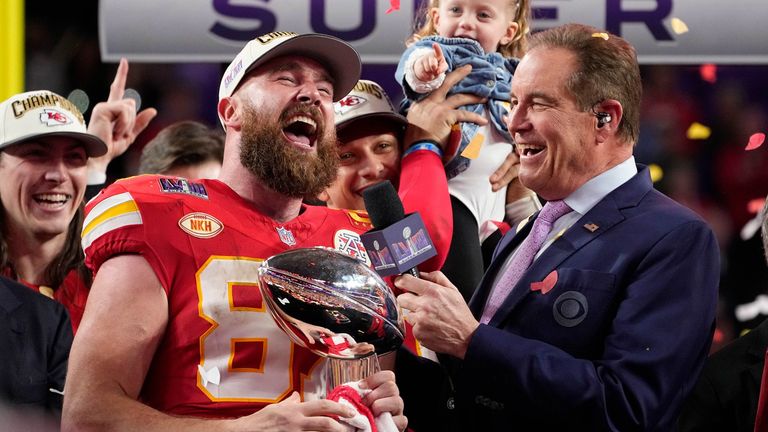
top-left (0, 0), bottom-right (24, 101)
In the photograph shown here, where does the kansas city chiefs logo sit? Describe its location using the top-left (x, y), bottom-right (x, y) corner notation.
top-left (334, 95), bottom-right (366, 116)
top-left (39, 109), bottom-right (72, 126)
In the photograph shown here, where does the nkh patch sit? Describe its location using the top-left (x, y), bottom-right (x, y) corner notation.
top-left (276, 226), bottom-right (296, 246)
top-left (158, 177), bottom-right (209, 199)
top-left (178, 213), bottom-right (223, 238)
top-left (334, 229), bottom-right (371, 266)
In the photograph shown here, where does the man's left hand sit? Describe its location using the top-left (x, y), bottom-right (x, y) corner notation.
top-left (395, 272), bottom-right (479, 359)
top-left (360, 370), bottom-right (407, 432)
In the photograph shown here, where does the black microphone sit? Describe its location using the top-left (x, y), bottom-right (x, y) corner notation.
top-left (361, 181), bottom-right (436, 278)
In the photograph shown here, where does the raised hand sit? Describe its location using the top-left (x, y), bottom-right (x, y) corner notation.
top-left (404, 65), bottom-right (488, 148)
top-left (415, 43), bottom-right (449, 82)
top-left (87, 58), bottom-right (157, 177)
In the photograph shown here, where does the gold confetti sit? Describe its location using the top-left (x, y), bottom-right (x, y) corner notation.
top-left (39, 286), bottom-right (55, 298)
top-left (591, 32), bottom-right (609, 40)
top-left (461, 133), bottom-right (484, 159)
top-left (686, 122), bottom-right (711, 140)
top-left (648, 164), bottom-right (664, 183)
top-left (671, 18), bottom-right (689, 35)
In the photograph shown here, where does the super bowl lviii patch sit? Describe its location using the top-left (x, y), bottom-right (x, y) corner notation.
top-left (158, 177), bottom-right (208, 199)
top-left (178, 213), bottom-right (223, 238)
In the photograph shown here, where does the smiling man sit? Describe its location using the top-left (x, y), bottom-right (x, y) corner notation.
top-left (0, 90), bottom-right (109, 332)
top-left (395, 23), bottom-right (720, 430)
top-left (63, 32), bottom-right (407, 431)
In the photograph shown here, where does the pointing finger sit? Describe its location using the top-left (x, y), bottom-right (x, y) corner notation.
top-left (432, 43), bottom-right (445, 64)
top-left (108, 58), bottom-right (129, 102)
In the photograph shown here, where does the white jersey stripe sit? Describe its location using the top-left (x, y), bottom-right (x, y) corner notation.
top-left (82, 211), bottom-right (143, 251)
top-left (82, 191), bottom-right (143, 251)
top-left (83, 191), bottom-right (136, 229)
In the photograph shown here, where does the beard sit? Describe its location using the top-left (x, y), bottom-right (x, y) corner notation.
top-left (239, 102), bottom-right (339, 198)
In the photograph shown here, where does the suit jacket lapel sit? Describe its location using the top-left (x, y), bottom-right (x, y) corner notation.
top-left (484, 166), bottom-right (653, 327)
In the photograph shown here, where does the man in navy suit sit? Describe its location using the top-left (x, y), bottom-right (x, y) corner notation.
top-left (396, 23), bottom-right (719, 431)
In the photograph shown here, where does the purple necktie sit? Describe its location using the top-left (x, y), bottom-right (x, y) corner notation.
top-left (481, 200), bottom-right (572, 324)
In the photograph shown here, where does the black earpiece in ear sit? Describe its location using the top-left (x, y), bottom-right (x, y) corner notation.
top-left (596, 112), bottom-right (612, 128)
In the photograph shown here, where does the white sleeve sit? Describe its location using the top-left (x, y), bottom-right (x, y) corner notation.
top-left (404, 47), bottom-right (446, 94)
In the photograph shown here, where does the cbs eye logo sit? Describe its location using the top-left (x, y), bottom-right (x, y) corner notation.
top-left (553, 291), bottom-right (588, 327)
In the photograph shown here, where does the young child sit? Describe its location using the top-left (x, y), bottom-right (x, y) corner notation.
top-left (395, 0), bottom-right (533, 299)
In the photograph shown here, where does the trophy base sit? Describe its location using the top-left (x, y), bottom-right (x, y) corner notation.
top-left (325, 353), bottom-right (380, 396)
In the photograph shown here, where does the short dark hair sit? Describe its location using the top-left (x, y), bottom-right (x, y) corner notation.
top-left (139, 121), bottom-right (224, 175)
top-left (527, 23), bottom-right (642, 145)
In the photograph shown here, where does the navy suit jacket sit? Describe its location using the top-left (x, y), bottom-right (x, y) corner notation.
top-left (455, 166), bottom-right (719, 431)
top-left (0, 276), bottom-right (72, 420)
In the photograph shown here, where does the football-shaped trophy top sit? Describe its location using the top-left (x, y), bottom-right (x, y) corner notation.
top-left (258, 247), bottom-right (405, 359)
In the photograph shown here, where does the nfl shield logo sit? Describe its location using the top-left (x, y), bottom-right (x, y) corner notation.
top-left (276, 226), bottom-right (296, 246)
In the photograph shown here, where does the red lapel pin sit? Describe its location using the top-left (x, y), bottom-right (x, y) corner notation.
top-left (531, 270), bottom-right (558, 295)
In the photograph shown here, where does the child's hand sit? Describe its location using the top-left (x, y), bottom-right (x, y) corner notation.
top-left (415, 43), bottom-right (448, 82)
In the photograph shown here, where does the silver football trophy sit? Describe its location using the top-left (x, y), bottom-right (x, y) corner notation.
top-left (258, 247), bottom-right (405, 394)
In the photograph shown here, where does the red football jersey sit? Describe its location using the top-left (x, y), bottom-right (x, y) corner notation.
top-left (82, 175), bottom-right (375, 418)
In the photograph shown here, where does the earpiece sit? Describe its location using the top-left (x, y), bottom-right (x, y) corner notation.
top-left (596, 112), bottom-right (612, 128)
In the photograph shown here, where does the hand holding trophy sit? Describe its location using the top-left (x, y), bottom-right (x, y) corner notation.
top-left (258, 247), bottom-right (405, 393)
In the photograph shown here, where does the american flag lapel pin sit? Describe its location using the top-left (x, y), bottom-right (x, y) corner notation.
top-left (583, 223), bottom-right (599, 233)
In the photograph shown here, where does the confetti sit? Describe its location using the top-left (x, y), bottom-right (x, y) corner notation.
top-left (591, 32), bottom-right (609, 40)
top-left (735, 294), bottom-right (768, 322)
top-left (686, 122), bottom-right (711, 140)
top-left (699, 64), bottom-right (717, 84)
top-left (745, 133), bottom-right (766, 151)
top-left (712, 328), bottom-right (724, 345)
top-left (741, 215), bottom-right (763, 240)
top-left (648, 163), bottom-right (664, 183)
top-left (67, 89), bottom-right (90, 114)
top-left (748, 197), bottom-right (766, 214)
top-left (123, 88), bottom-right (142, 112)
top-left (670, 17), bottom-right (689, 35)
top-left (386, 0), bottom-right (400, 14)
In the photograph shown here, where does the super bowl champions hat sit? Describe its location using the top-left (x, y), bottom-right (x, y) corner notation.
top-left (334, 80), bottom-right (407, 131)
top-left (0, 90), bottom-right (107, 157)
top-left (218, 31), bottom-right (361, 103)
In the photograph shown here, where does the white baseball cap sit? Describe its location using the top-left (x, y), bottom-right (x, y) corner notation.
top-left (218, 31), bottom-right (361, 103)
top-left (0, 90), bottom-right (107, 157)
top-left (334, 80), bottom-right (407, 131)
